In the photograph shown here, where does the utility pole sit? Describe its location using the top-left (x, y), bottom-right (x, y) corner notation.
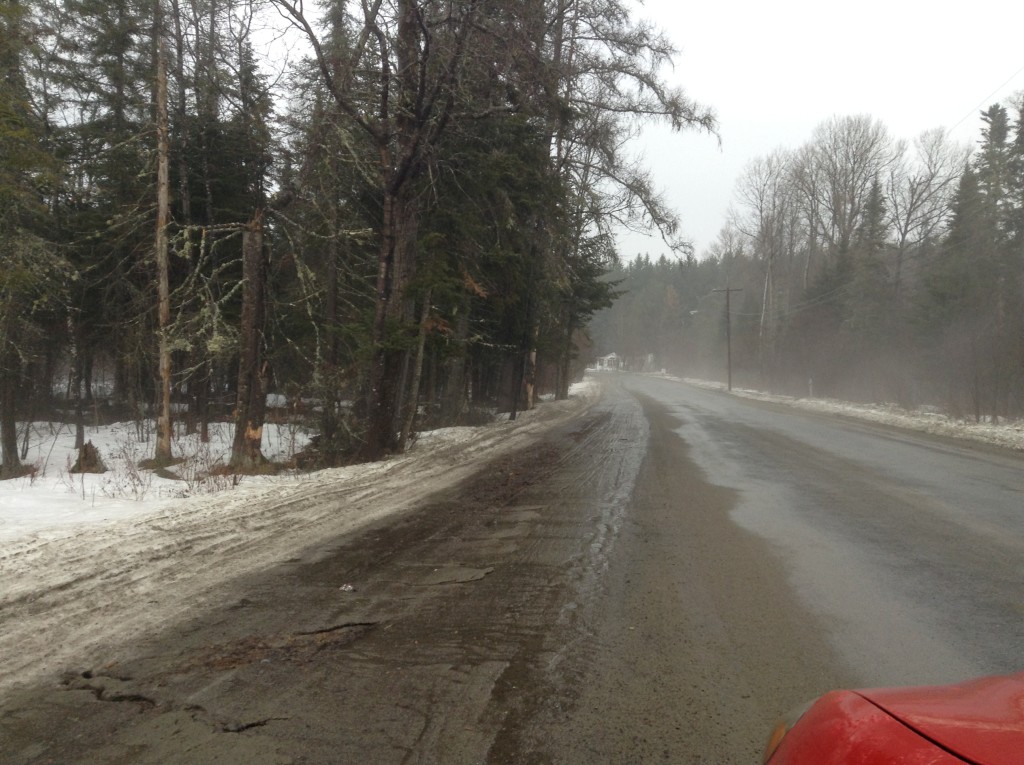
top-left (713, 287), bottom-right (743, 391)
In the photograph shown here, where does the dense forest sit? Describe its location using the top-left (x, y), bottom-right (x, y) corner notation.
top-left (0, 0), bottom-right (716, 478)
top-left (592, 106), bottom-right (1024, 422)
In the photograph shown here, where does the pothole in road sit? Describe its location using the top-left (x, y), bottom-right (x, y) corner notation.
top-left (63, 672), bottom-right (158, 708)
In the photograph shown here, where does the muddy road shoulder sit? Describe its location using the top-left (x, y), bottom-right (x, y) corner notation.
top-left (2, 384), bottom-right (842, 764)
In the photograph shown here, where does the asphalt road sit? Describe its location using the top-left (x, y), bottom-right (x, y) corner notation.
top-left (4, 374), bottom-right (1023, 764)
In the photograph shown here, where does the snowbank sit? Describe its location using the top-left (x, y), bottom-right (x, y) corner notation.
top-left (676, 375), bottom-right (1024, 452)
top-left (0, 380), bottom-right (600, 697)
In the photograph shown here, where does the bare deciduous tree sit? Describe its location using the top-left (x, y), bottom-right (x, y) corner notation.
top-left (887, 128), bottom-right (969, 296)
top-left (807, 115), bottom-right (898, 258)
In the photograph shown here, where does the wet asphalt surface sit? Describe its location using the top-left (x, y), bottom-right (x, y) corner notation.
top-left (4, 374), bottom-right (1024, 764)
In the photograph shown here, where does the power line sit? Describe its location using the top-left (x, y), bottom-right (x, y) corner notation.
top-left (732, 281), bottom-right (852, 320)
top-left (947, 62), bottom-right (1024, 136)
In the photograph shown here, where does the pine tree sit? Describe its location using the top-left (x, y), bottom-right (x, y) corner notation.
top-left (1007, 97), bottom-right (1024, 246)
top-left (843, 177), bottom-right (893, 342)
top-left (976, 104), bottom-right (1011, 233)
top-left (47, 0), bottom-right (155, 419)
top-left (919, 167), bottom-right (996, 419)
top-left (0, 0), bottom-right (70, 478)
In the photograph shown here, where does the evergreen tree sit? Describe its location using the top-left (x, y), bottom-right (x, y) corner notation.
top-left (0, 0), bottom-right (71, 478)
top-left (919, 166), bottom-right (998, 418)
top-left (976, 104), bottom-right (1011, 233)
top-left (844, 177), bottom-right (893, 342)
top-left (1007, 97), bottom-right (1024, 246)
top-left (47, 0), bottom-right (155, 417)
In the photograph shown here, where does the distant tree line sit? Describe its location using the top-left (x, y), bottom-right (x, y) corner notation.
top-left (593, 104), bottom-right (1024, 421)
top-left (0, 0), bottom-right (715, 478)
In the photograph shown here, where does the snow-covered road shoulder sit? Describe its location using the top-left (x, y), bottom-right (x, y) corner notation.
top-left (0, 381), bottom-right (600, 699)
top-left (673, 375), bottom-right (1024, 452)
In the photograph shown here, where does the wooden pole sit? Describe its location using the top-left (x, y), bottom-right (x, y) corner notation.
top-left (713, 287), bottom-right (743, 391)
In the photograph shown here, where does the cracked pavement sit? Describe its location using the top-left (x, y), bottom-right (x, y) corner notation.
top-left (3, 378), bottom-right (878, 763)
top-left (3, 391), bottom-right (654, 764)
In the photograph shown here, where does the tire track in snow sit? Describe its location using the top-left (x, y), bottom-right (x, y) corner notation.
top-left (0, 390), bottom-right (598, 699)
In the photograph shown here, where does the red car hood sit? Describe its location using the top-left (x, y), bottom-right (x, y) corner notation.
top-left (857, 673), bottom-right (1024, 765)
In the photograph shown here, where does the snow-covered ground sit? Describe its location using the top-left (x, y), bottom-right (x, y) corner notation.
top-left (675, 375), bottom-right (1024, 452)
top-left (3, 373), bottom-right (1023, 699)
top-left (0, 419), bottom-right (311, 544)
top-left (0, 382), bottom-right (600, 698)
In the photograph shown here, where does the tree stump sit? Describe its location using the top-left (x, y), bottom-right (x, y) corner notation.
top-left (71, 441), bottom-right (106, 474)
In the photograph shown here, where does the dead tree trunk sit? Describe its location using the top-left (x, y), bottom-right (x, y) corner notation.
top-left (229, 213), bottom-right (269, 471)
top-left (0, 337), bottom-right (23, 479)
top-left (154, 12), bottom-right (173, 463)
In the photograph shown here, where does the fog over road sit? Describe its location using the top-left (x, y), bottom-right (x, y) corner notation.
top-left (4, 374), bottom-right (1023, 764)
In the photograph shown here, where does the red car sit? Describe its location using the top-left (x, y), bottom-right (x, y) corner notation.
top-left (764, 672), bottom-right (1024, 764)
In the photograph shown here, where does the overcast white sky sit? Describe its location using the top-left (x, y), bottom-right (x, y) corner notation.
top-left (618, 0), bottom-right (1024, 259)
